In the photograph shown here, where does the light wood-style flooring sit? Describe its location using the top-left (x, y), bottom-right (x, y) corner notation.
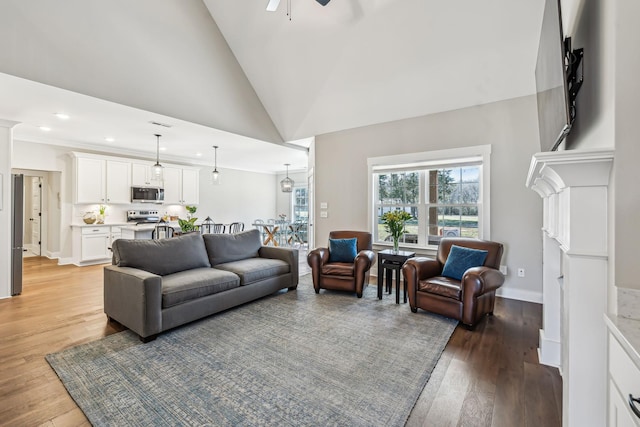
top-left (0, 256), bottom-right (561, 426)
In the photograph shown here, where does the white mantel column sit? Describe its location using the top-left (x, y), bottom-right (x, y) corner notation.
top-left (526, 148), bottom-right (614, 427)
top-left (0, 119), bottom-right (19, 299)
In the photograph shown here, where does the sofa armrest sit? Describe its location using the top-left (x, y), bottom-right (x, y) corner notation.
top-left (103, 265), bottom-right (163, 339)
top-left (403, 257), bottom-right (442, 308)
top-left (258, 246), bottom-right (299, 286)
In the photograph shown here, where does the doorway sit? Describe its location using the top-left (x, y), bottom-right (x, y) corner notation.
top-left (23, 176), bottom-right (42, 257)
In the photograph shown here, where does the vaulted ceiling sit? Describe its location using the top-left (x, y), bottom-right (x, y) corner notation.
top-left (0, 0), bottom-right (544, 171)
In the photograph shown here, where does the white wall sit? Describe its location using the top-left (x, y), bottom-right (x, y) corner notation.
top-left (197, 166), bottom-right (277, 228)
top-left (313, 95), bottom-right (544, 302)
top-left (0, 0), bottom-right (282, 143)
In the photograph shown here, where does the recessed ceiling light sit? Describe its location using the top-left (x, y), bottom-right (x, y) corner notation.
top-left (196, 152), bottom-right (202, 157)
top-left (159, 147), bottom-right (167, 151)
top-left (105, 137), bottom-right (115, 142)
top-left (39, 126), bottom-right (51, 131)
top-left (54, 113), bottom-right (70, 120)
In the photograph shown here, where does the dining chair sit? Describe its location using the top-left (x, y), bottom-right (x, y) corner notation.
top-left (228, 222), bottom-right (245, 234)
top-left (152, 224), bottom-right (175, 239)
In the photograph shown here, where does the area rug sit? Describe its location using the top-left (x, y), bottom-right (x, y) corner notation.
top-left (46, 275), bottom-right (457, 426)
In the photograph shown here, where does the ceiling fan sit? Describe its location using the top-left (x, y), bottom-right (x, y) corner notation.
top-left (266, 0), bottom-right (330, 11)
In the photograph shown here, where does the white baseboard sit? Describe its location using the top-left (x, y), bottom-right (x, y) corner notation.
top-left (537, 329), bottom-right (561, 368)
top-left (496, 287), bottom-right (542, 304)
top-left (45, 250), bottom-right (60, 260)
top-left (58, 257), bottom-right (74, 265)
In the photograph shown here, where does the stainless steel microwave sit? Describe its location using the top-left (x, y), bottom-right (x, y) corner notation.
top-left (131, 186), bottom-right (164, 204)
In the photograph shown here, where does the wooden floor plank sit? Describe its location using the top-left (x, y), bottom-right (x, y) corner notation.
top-left (0, 256), bottom-right (562, 426)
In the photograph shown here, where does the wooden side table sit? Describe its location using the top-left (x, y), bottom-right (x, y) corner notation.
top-left (377, 249), bottom-right (416, 304)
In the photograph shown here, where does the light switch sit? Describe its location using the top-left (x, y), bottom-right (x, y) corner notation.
top-left (320, 211), bottom-right (328, 218)
top-left (320, 202), bottom-right (328, 209)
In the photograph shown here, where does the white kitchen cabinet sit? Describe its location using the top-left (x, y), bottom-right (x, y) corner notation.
top-left (105, 160), bottom-right (131, 203)
top-left (163, 166), bottom-right (199, 205)
top-left (181, 168), bottom-right (199, 205)
top-left (74, 154), bottom-right (131, 204)
top-left (80, 227), bottom-right (110, 261)
top-left (76, 157), bottom-right (105, 204)
top-left (131, 162), bottom-right (163, 187)
top-left (607, 327), bottom-right (640, 427)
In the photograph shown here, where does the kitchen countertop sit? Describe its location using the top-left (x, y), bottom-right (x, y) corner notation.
top-left (71, 222), bottom-right (128, 228)
top-left (605, 314), bottom-right (640, 368)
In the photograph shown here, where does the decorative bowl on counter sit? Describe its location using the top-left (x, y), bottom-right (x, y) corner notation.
top-left (83, 212), bottom-right (97, 224)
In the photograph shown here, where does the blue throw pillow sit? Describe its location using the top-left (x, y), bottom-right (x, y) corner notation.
top-left (328, 238), bottom-right (358, 263)
top-left (441, 245), bottom-right (488, 281)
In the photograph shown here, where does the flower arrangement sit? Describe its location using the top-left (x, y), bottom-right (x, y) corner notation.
top-left (382, 210), bottom-right (412, 252)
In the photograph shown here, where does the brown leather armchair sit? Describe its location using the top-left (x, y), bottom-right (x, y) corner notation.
top-left (403, 237), bottom-right (505, 328)
top-left (307, 231), bottom-right (375, 298)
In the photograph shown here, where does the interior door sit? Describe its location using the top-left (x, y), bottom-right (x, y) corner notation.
top-left (30, 177), bottom-right (42, 256)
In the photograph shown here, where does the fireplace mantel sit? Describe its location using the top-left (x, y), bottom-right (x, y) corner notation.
top-left (526, 148), bottom-right (613, 427)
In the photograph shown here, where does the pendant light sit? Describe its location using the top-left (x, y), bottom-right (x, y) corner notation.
top-left (280, 163), bottom-right (294, 192)
top-left (152, 134), bottom-right (164, 181)
top-left (212, 145), bottom-right (220, 185)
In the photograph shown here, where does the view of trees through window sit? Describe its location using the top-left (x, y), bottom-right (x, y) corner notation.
top-left (375, 165), bottom-right (481, 246)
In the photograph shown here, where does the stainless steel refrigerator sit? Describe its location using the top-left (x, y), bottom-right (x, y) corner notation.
top-left (11, 174), bottom-right (23, 295)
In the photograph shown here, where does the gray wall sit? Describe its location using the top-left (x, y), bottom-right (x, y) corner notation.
top-left (312, 95), bottom-right (544, 301)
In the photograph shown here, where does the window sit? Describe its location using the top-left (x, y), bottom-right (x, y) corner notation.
top-left (369, 146), bottom-right (490, 249)
top-left (292, 187), bottom-right (308, 222)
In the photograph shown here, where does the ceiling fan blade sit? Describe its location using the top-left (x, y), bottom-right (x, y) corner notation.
top-left (316, 0), bottom-right (330, 5)
top-left (266, 0), bottom-right (281, 11)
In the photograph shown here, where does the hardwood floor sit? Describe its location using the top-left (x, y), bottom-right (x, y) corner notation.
top-left (0, 256), bottom-right (561, 426)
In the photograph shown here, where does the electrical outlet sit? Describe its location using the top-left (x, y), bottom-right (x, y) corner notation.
top-left (320, 211), bottom-right (328, 218)
top-left (499, 265), bottom-right (507, 275)
top-left (517, 268), bottom-right (525, 277)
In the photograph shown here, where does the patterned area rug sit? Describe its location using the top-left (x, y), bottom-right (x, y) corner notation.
top-left (46, 275), bottom-right (457, 426)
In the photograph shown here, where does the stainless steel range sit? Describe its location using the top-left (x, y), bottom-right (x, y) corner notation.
top-left (127, 210), bottom-right (160, 224)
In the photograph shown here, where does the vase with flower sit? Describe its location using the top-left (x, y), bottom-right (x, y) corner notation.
top-left (382, 210), bottom-right (412, 253)
top-left (96, 205), bottom-right (106, 224)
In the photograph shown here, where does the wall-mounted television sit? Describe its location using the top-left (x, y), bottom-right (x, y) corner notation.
top-left (535, 0), bottom-right (583, 151)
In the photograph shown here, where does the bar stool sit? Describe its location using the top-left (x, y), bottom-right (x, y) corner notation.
top-left (152, 224), bottom-right (174, 239)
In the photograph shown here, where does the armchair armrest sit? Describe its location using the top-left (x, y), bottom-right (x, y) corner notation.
top-left (403, 257), bottom-right (442, 308)
top-left (307, 247), bottom-right (328, 292)
top-left (103, 266), bottom-right (163, 339)
top-left (354, 249), bottom-right (375, 272)
top-left (259, 246), bottom-right (299, 286)
top-left (461, 266), bottom-right (505, 297)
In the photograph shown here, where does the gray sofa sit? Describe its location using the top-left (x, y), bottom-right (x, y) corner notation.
top-left (104, 229), bottom-right (298, 342)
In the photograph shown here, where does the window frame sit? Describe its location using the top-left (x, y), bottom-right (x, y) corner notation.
top-left (367, 145), bottom-right (491, 250)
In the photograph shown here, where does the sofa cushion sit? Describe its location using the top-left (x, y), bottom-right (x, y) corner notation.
top-left (161, 267), bottom-right (240, 308)
top-left (214, 258), bottom-right (290, 286)
top-left (441, 245), bottom-right (488, 281)
top-left (203, 229), bottom-right (262, 266)
top-left (111, 233), bottom-right (211, 276)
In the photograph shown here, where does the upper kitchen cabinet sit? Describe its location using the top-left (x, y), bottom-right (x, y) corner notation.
top-left (163, 166), bottom-right (199, 205)
top-left (71, 153), bottom-right (131, 204)
top-left (131, 162), bottom-right (163, 188)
